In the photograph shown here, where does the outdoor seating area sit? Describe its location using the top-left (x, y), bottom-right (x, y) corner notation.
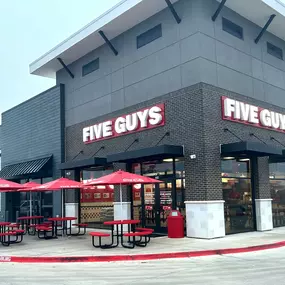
top-left (0, 170), bottom-right (160, 250)
top-left (90, 219), bottom-right (153, 249)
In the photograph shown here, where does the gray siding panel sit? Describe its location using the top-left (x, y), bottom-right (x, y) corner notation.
top-left (0, 85), bottom-right (64, 219)
top-left (57, 0), bottom-right (285, 127)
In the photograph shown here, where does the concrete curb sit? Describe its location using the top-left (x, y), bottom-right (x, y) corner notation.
top-left (1, 240), bottom-right (285, 263)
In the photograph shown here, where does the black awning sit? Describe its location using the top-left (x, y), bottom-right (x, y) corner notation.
top-left (221, 141), bottom-right (283, 157)
top-left (269, 149), bottom-right (285, 163)
top-left (107, 145), bottom-right (184, 163)
top-left (58, 157), bottom-right (107, 170)
top-left (0, 155), bottom-right (53, 180)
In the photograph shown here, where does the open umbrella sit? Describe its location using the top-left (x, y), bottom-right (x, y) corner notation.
top-left (0, 178), bottom-right (22, 192)
top-left (28, 178), bottom-right (85, 217)
top-left (17, 182), bottom-right (42, 217)
top-left (85, 170), bottom-right (162, 220)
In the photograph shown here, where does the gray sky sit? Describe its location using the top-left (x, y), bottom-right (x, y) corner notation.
top-left (0, 0), bottom-right (121, 124)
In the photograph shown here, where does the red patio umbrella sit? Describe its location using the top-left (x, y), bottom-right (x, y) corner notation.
top-left (30, 177), bottom-right (84, 191)
top-left (17, 182), bottom-right (42, 217)
top-left (86, 170), bottom-right (162, 220)
top-left (27, 177), bottom-right (85, 217)
top-left (0, 178), bottom-right (22, 192)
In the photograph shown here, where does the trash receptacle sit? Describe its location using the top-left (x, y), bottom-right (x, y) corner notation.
top-left (167, 210), bottom-right (184, 238)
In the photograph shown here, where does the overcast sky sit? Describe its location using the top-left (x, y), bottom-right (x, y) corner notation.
top-left (0, 0), bottom-right (121, 124)
top-left (1, 0), bottom-right (285, 125)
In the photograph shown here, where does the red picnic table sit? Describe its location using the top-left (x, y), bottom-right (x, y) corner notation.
top-left (90, 219), bottom-right (152, 249)
top-left (17, 216), bottom-right (44, 235)
top-left (0, 222), bottom-right (24, 246)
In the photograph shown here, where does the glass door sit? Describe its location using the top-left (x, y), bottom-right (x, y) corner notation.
top-left (143, 181), bottom-right (173, 233)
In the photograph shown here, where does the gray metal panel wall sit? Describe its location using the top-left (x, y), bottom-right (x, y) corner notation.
top-left (0, 85), bottom-right (65, 219)
top-left (57, 0), bottom-right (285, 127)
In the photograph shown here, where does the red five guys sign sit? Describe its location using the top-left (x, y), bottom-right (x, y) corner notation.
top-left (222, 96), bottom-right (285, 133)
top-left (83, 104), bottom-right (165, 144)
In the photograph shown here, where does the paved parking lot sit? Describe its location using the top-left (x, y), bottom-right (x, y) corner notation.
top-left (1, 247), bottom-right (285, 285)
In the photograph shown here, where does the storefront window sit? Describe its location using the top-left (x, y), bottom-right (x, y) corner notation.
top-left (175, 158), bottom-right (185, 178)
top-left (221, 159), bottom-right (250, 178)
top-left (81, 166), bottom-right (113, 181)
top-left (270, 163), bottom-right (285, 179)
top-left (131, 158), bottom-right (185, 231)
top-left (80, 166), bottom-right (114, 228)
top-left (142, 159), bottom-right (173, 178)
top-left (270, 162), bottom-right (285, 227)
top-left (222, 158), bottom-right (253, 234)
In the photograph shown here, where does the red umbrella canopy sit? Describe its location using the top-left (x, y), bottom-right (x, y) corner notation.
top-left (0, 178), bottom-right (22, 192)
top-left (29, 177), bottom-right (84, 191)
top-left (17, 181), bottom-right (42, 192)
top-left (85, 170), bottom-right (162, 186)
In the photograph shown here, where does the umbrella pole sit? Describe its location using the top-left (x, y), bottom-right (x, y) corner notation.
top-left (61, 189), bottom-right (64, 218)
top-left (29, 191), bottom-right (32, 217)
top-left (120, 184), bottom-right (123, 222)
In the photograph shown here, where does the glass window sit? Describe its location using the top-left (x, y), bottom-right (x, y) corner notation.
top-left (222, 18), bottom-right (243, 40)
top-left (42, 191), bottom-right (53, 206)
top-left (82, 58), bottom-right (99, 76)
top-left (269, 163), bottom-right (285, 179)
top-left (142, 159), bottom-right (173, 178)
top-left (267, 42), bottom-right (283, 60)
top-left (132, 163), bottom-right (141, 175)
top-left (137, 24), bottom-right (162, 49)
top-left (81, 166), bottom-right (113, 182)
top-left (175, 158), bottom-right (185, 178)
top-left (43, 177), bottom-right (53, 183)
top-left (221, 158), bottom-right (250, 178)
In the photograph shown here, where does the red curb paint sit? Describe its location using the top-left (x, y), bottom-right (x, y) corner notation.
top-left (2, 240), bottom-right (285, 263)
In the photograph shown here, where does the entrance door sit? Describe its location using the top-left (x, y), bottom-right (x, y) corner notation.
top-left (143, 180), bottom-right (173, 233)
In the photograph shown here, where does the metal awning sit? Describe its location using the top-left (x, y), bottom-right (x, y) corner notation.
top-left (107, 145), bottom-right (184, 163)
top-left (58, 157), bottom-right (107, 170)
top-left (221, 141), bottom-right (283, 157)
top-left (0, 155), bottom-right (53, 179)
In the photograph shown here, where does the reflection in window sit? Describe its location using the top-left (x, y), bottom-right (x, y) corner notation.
top-left (81, 166), bottom-right (113, 182)
top-left (270, 162), bottom-right (285, 227)
top-left (221, 158), bottom-right (253, 234)
top-left (221, 158), bottom-right (250, 178)
top-left (142, 159), bottom-right (173, 178)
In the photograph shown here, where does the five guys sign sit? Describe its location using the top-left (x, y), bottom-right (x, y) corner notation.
top-left (222, 96), bottom-right (285, 133)
top-left (83, 104), bottom-right (165, 144)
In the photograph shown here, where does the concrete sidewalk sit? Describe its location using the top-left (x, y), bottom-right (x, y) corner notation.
top-left (1, 227), bottom-right (285, 260)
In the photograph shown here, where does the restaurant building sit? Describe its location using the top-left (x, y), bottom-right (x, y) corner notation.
top-left (0, 86), bottom-right (65, 221)
top-left (25, 0), bottom-right (285, 238)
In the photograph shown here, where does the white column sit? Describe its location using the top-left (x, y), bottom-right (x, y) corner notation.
top-left (113, 202), bottom-right (131, 232)
top-left (255, 199), bottom-right (273, 231)
top-left (185, 200), bottom-right (225, 239)
top-left (65, 203), bottom-right (79, 226)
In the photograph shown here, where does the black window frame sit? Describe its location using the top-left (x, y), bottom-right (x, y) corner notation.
top-left (82, 58), bottom-right (99, 77)
top-left (267, 42), bottom-right (283, 60)
top-left (222, 18), bottom-right (244, 40)
top-left (137, 24), bottom-right (162, 49)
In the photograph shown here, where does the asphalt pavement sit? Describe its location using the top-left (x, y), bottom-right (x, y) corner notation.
top-left (1, 247), bottom-right (285, 285)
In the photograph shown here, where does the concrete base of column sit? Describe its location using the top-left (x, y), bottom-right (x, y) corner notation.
top-left (255, 199), bottom-right (273, 231)
top-left (65, 203), bottom-right (79, 226)
top-left (185, 200), bottom-right (225, 239)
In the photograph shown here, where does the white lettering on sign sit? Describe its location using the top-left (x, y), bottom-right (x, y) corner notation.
top-left (222, 97), bottom-right (285, 133)
top-left (83, 104), bottom-right (165, 143)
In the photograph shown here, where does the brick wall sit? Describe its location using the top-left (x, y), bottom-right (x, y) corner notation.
top-left (65, 82), bottom-right (285, 202)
